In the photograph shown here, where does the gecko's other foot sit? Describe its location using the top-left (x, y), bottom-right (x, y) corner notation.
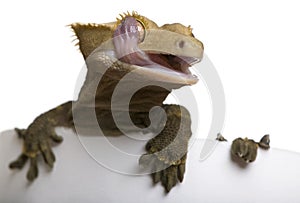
top-left (139, 152), bottom-right (187, 193)
top-left (231, 138), bottom-right (258, 163)
top-left (231, 135), bottom-right (270, 164)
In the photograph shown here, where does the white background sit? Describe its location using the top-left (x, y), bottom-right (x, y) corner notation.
top-left (0, 0), bottom-right (300, 153)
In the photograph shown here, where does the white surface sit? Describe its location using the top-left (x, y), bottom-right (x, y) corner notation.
top-left (1, 128), bottom-right (300, 203)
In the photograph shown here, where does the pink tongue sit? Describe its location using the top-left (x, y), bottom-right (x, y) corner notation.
top-left (113, 17), bottom-right (153, 66)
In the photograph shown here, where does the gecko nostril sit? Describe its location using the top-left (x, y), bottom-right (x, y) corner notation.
top-left (178, 40), bottom-right (185, 48)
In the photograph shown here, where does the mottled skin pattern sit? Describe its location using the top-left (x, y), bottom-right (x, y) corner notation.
top-left (9, 12), bottom-right (204, 192)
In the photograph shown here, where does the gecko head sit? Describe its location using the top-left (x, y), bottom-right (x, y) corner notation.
top-left (71, 12), bottom-right (204, 85)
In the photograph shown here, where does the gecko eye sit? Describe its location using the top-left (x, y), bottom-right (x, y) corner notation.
top-left (136, 19), bottom-right (146, 43)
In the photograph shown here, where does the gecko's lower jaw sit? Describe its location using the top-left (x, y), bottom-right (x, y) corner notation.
top-left (145, 52), bottom-right (201, 84)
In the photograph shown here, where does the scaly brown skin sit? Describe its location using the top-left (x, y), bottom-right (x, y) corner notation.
top-left (9, 12), bottom-right (204, 193)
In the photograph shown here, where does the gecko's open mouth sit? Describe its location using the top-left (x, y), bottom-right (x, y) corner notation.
top-left (117, 50), bottom-right (201, 84)
top-left (113, 16), bottom-right (203, 84)
top-left (147, 53), bottom-right (200, 75)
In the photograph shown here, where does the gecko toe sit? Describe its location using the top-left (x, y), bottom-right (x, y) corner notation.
top-left (9, 154), bottom-right (28, 169)
top-left (39, 140), bottom-right (56, 168)
top-left (27, 157), bottom-right (38, 181)
top-left (177, 162), bottom-right (186, 182)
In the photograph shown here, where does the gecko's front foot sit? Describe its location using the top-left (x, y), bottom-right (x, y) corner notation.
top-left (139, 104), bottom-right (191, 193)
top-left (9, 119), bottom-right (63, 181)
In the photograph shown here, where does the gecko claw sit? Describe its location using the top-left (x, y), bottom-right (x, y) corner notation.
top-left (216, 133), bottom-right (227, 142)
